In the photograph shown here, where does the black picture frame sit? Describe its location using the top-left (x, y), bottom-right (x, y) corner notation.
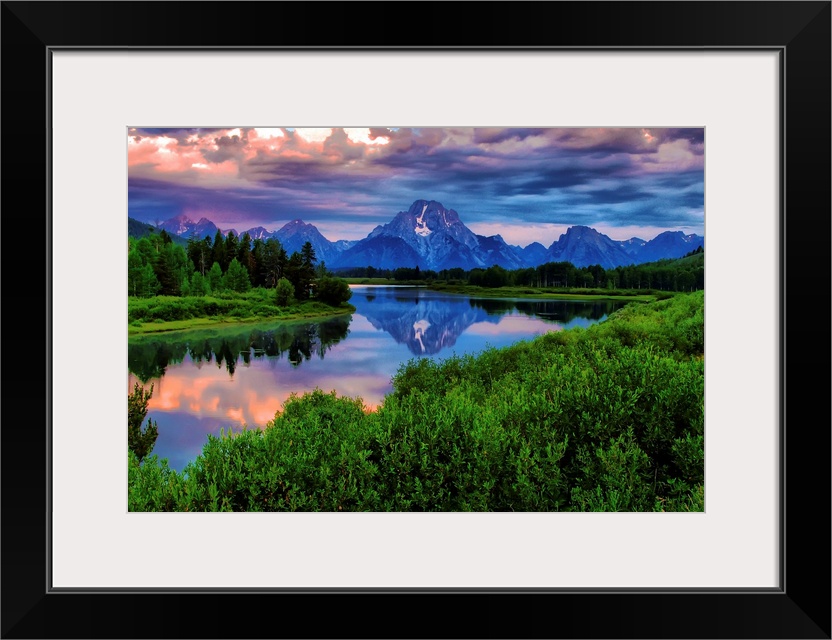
top-left (2, 2), bottom-right (829, 638)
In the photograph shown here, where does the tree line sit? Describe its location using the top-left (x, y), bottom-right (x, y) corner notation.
top-left (337, 246), bottom-right (704, 292)
top-left (128, 229), bottom-right (351, 306)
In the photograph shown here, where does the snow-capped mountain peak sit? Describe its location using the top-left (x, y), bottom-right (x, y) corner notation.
top-left (337, 199), bottom-right (522, 271)
top-left (414, 203), bottom-right (432, 237)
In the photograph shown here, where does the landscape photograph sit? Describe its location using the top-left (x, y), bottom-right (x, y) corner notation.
top-left (127, 126), bottom-right (705, 512)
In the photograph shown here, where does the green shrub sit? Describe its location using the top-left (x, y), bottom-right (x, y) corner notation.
top-left (315, 277), bottom-right (352, 306)
top-left (129, 291), bottom-right (704, 512)
top-left (275, 278), bottom-right (295, 307)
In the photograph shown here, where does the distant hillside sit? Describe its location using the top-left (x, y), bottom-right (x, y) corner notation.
top-left (128, 217), bottom-right (188, 248)
top-left (144, 204), bottom-right (704, 271)
top-left (665, 248), bottom-right (704, 268)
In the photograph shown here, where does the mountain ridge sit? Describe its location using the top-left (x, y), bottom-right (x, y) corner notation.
top-left (136, 201), bottom-right (703, 270)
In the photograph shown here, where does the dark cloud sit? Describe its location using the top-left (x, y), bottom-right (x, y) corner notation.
top-left (130, 128), bottom-right (229, 145)
top-left (655, 128), bottom-right (705, 146)
top-left (132, 127), bottom-right (196, 137)
top-left (472, 128), bottom-right (547, 144)
top-left (200, 132), bottom-right (247, 163)
top-left (576, 184), bottom-right (655, 206)
top-left (368, 127), bottom-right (392, 141)
top-left (129, 127), bottom-right (704, 240)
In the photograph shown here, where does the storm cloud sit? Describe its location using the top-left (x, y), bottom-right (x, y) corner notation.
top-left (128, 127), bottom-right (704, 246)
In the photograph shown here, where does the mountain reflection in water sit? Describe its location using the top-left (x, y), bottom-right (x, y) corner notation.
top-left (127, 286), bottom-right (625, 470)
top-left (355, 286), bottom-right (622, 356)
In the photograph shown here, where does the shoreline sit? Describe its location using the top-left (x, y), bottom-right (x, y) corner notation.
top-left (342, 278), bottom-right (668, 302)
top-left (426, 283), bottom-right (659, 303)
top-left (128, 304), bottom-right (355, 336)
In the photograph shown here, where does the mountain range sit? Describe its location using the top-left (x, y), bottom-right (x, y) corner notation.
top-left (134, 199), bottom-right (703, 270)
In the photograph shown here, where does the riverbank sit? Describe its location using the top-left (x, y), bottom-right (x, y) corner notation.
top-left (342, 277), bottom-right (425, 286)
top-left (427, 282), bottom-right (661, 302)
top-left (129, 290), bottom-right (704, 512)
top-left (344, 278), bottom-right (666, 302)
top-left (128, 294), bottom-right (355, 335)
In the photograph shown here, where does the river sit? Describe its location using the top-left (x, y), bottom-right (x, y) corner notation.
top-left (127, 286), bottom-right (627, 470)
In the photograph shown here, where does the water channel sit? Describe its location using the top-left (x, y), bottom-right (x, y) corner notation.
top-left (127, 286), bottom-right (628, 470)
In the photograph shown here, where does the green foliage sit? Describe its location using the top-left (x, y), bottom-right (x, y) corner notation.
top-left (285, 252), bottom-right (309, 300)
top-left (260, 238), bottom-right (287, 288)
top-left (127, 287), bottom-right (354, 326)
top-left (275, 277), bottom-right (296, 307)
top-left (153, 243), bottom-right (189, 296)
top-left (237, 232), bottom-right (254, 279)
top-left (129, 291), bottom-right (704, 512)
top-left (128, 452), bottom-right (186, 511)
top-left (128, 248), bottom-right (162, 297)
top-left (346, 253), bottom-right (703, 293)
top-left (189, 271), bottom-right (209, 297)
top-left (223, 257), bottom-right (251, 293)
top-left (187, 234), bottom-right (212, 276)
top-left (469, 265), bottom-right (511, 288)
top-left (315, 277), bottom-right (352, 306)
top-left (129, 391), bottom-right (376, 512)
top-left (300, 241), bottom-right (317, 270)
top-left (207, 262), bottom-right (224, 293)
top-left (223, 232), bottom-right (239, 272)
top-left (212, 230), bottom-right (226, 271)
top-left (128, 382), bottom-right (159, 463)
top-left (130, 230), bottom-right (343, 308)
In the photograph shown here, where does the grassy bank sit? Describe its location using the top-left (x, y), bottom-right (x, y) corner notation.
top-left (427, 282), bottom-right (662, 302)
top-left (342, 277), bottom-right (426, 285)
top-left (130, 291), bottom-right (704, 512)
top-left (343, 278), bottom-right (663, 301)
top-left (128, 291), bottom-right (355, 335)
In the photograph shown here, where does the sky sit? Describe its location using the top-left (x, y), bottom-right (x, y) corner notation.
top-left (127, 127), bottom-right (704, 247)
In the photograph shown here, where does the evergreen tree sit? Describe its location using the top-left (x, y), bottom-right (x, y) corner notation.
top-left (201, 236), bottom-right (213, 274)
top-left (237, 232), bottom-right (254, 280)
top-left (299, 241), bottom-right (317, 299)
top-left (223, 257), bottom-right (251, 293)
top-left (153, 247), bottom-right (177, 295)
top-left (188, 234), bottom-right (210, 276)
top-left (140, 264), bottom-right (161, 297)
top-left (211, 230), bottom-right (226, 273)
top-left (128, 249), bottom-right (145, 297)
top-left (262, 238), bottom-right (287, 288)
top-left (300, 241), bottom-right (317, 270)
top-left (207, 261), bottom-right (224, 293)
top-left (190, 271), bottom-right (209, 296)
top-left (154, 243), bottom-right (188, 296)
top-left (129, 247), bottom-right (162, 297)
top-left (128, 382), bottom-right (159, 463)
top-left (285, 252), bottom-right (307, 300)
top-left (252, 239), bottom-right (266, 287)
top-left (134, 236), bottom-right (156, 266)
top-left (223, 231), bottom-right (239, 272)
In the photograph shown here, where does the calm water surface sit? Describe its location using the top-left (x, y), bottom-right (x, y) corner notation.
top-left (128, 286), bottom-right (627, 470)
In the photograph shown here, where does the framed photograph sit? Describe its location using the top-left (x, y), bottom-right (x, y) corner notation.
top-left (3, 1), bottom-right (829, 638)
top-left (124, 124), bottom-right (707, 512)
